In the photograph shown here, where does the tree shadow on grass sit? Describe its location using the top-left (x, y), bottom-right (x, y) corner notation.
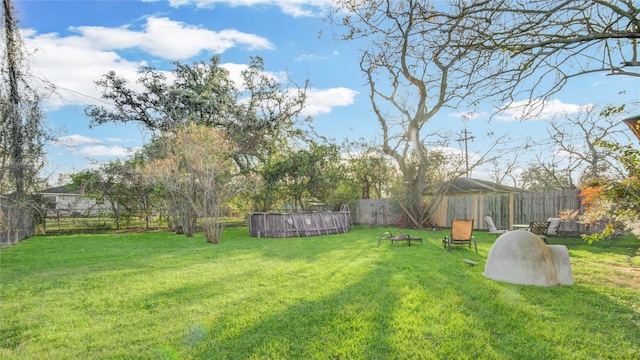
top-left (4, 228), bottom-right (637, 358)
top-left (177, 252), bottom-right (421, 359)
top-left (567, 238), bottom-right (640, 257)
top-left (117, 229), bottom-right (640, 358)
top-left (151, 234), bottom-right (639, 359)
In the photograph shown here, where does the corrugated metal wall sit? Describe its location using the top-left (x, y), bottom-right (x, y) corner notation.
top-left (248, 211), bottom-right (351, 238)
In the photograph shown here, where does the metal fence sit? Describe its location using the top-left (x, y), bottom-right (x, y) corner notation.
top-left (0, 204), bottom-right (35, 246)
top-left (248, 210), bottom-right (351, 238)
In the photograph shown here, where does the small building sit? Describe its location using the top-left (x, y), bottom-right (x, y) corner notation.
top-left (40, 185), bottom-right (113, 217)
top-left (429, 177), bottom-right (525, 195)
top-left (426, 177), bottom-right (528, 230)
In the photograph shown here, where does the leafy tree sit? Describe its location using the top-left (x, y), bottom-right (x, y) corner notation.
top-left (579, 143), bottom-right (640, 242)
top-left (110, 157), bottom-right (155, 229)
top-left (69, 159), bottom-right (155, 230)
top-left (342, 139), bottom-right (397, 200)
top-left (259, 143), bottom-right (343, 211)
top-left (85, 55), bottom-right (314, 237)
top-left (69, 167), bottom-right (125, 229)
top-left (86, 56), bottom-right (309, 172)
top-left (68, 169), bottom-right (104, 211)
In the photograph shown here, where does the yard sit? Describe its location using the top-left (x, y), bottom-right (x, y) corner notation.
top-left (1, 227), bottom-right (639, 359)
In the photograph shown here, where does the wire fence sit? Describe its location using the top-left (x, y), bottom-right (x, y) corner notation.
top-left (1, 204), bottom-right (35, 246)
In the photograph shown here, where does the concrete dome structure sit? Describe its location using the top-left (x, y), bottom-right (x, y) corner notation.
top-left (483, 230), bottom-right (573, 286)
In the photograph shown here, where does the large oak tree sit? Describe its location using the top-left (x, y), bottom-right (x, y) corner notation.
top-left (86, 56), bottom-right (310, 172)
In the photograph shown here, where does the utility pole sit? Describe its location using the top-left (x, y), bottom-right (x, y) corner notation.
top-left (457, 128), bottom-right (475, 177)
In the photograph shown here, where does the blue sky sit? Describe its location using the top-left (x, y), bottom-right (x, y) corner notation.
top-left (14, 0), bottom-right (640, 185)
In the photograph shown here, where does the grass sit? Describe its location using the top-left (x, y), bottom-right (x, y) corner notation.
top-left (1, 226), bottom-right (639, 359)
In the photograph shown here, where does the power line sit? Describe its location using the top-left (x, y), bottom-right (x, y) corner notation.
top-left (27, 73), bottom-right (114, 106)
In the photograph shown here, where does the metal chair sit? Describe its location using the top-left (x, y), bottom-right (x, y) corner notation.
top-left (378, 230), bottom-right (422, 246)
top-left (443, 219), bottom-right (477, 252)
top-left (528, 221), bottom-right (551, 244)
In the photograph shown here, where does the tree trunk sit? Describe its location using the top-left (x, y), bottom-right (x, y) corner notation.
top-left (3, 0), bottom-right (24, 199)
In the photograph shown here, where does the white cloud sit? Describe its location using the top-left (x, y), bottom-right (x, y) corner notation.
top-left (496, 99), bottom-right (593, 121)
top-left (69, 17), bottom-right (273, 60)
top-left (53, 135), bottom-right (102, 147)
top-left (448, 111), bottom-right (487, 120)
top-left (22, 17), bottom-right (273, 109)
top-left (294, 53), bottom-right (329, 62)
top-left (51, 136), bottom-right (138, 158)
top-left (25, 29), bottom-right (143, 109)
top-left (301, 87), bottom-right (358, 116)
top-left (74, 145), bottom-right (136, 157)
top-left (219, 62), bottom-right (250, 88)
top-left (168, 0), bottom-right (334, 17)
top-left (105, 137), bottom-right (136, 143)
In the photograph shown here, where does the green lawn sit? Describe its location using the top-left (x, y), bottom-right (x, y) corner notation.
top-left (1, 227), bottom-right (639, 359)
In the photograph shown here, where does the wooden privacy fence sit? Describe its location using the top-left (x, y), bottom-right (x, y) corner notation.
top-left (433, 190), bottom-right (587, 235)
top-left (352, 199), bottom-right (399, 226)
top-left (354, 190), bottom-right (589, 235)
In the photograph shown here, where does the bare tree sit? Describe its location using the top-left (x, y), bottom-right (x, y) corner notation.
top-left (487, 155), bottom-right (520, 188)
top-left (512, 104), bottom-right (631, 190)
top-left (518, 154), bottom-right (577, 191)
top-left (329, 0), bottom-right (505, 227)
top-left (547, 105), bottom-right (630, 185)
top-left (144, 124), bottom-right (235, 243)
top-left (455, 0), bottom-right (639, 113)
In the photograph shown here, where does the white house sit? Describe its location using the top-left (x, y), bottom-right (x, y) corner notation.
top-left (40, 185), bottom-right (114, 217)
